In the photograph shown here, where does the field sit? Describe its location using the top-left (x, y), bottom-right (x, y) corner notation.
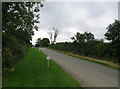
top-left (3, 48), bottom-right (82, 87)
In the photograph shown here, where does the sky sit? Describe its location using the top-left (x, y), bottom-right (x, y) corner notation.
top-left (31, 1), bottom-right (118, 45)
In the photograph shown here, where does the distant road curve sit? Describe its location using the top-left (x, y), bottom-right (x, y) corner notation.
top-left (40, 48), bottom-right (119, 88)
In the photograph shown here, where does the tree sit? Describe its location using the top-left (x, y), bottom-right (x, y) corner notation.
top-left (2, 2), bottom-right (43, 40)
top-left (95, 41), bottom-right (105, 57)
top-left (2, 2), bottom-right (44, 75)
top-left (104, 19), bottom-right (120, 62)
top-left (42, 38), bottom-right (50, 47)
top-left (71, 31), bottom-right (94, 43)
top-left (71, 32), bottom-right (85, 43)
top-left (105, 19), bottom-right (120, 43)
top-left (48, 27), bottom-right (59, 44)
top-left (35, 38), bottom-right (42, 47)
top-left (48, 29), bottom-right (53, 44)
top-left (84, 31), bottom-right (95, 42)
top-left (35, 38), bottom-right (50, 47)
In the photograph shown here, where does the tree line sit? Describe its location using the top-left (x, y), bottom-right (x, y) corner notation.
top-left (36, 20), bottom-right (120, 63)
top-left (35, 27), bottom-right (59, 47)
top-left (2, 2), bottom-right (43, 75)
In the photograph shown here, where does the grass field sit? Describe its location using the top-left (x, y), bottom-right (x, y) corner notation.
top-left (3, 48), bottom-right (82, 87)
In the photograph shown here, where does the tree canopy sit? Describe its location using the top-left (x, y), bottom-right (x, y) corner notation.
top-left (71, 31), bottom-right (94, 43)
top-left (105, 19), bottom-right (120, 62)
top-left (2, 2), bottom-right (43, 75)
top-left (50, 20), bottom-right (120, 63)
top-left (105, 19), bottom-right (120, 44)
top-left (35, 38), bottom-right (50, 47)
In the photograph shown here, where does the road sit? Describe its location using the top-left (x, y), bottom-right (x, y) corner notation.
top-left (40, 48), bottom-right (119, 88)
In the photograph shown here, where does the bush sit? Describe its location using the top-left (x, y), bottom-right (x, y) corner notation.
top-left (49, 40), bottom-right (118, 62)
top-left (2, 35), bottom-right (29, 75)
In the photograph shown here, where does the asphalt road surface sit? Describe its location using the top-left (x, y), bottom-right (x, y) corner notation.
top-left (40, 48), bottom-right (119, 88)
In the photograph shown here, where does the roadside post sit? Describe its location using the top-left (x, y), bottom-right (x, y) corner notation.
top-left (47, 56), bottom-right (50, 67)
top-left (39, 48), bottom-right (41, 51)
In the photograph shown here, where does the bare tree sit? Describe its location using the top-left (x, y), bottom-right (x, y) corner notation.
top-left (48, 27), bottom-right (59, 44)
top-left (48, 29), bottom-right (53, 44)
top-left (53, 27), bottom-right (59, 44)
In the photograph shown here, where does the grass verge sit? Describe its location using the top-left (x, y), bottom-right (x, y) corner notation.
top-left (48, 48), bottom-right (120, 70)
top-left (3, 48), bottom-right (82, 87)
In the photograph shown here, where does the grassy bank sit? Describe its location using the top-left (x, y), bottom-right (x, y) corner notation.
top-left (48, 48), bottom-right (120, 70)
top-left (3, 48), bottom-right (82, 87)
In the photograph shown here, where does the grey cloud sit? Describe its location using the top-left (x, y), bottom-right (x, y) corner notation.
top-left (32, 2), bottom-right (117, 44)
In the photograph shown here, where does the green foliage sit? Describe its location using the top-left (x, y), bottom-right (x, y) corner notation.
top-left (50, 40), bottom-right (117, 62)
top-left (105, 20), bottom-right (120, 43)
top-left (2, 34), bottom-right (29, 75)
top-left (50, 28), bottom-right (119, 62)
top-left (35, 38), bottom-right (50, 47)
top-left (2, 2), bottom-right (42, 34)
top-left (105, 19), bottom-right (120, 62)
top-left (41, 38), bottom-right (50, 47)
top-left (95, 41), bottom-right (105, 57)
top-left (3, 48), bottom-right (82, 87)
top-left (84, 32), bottom-right (95, 42)
top-left (50, 20), bottom-right (119, 62)
top-left (2, 2), bottom-right (43, 75)
top-left (71, 31), bottom-right (94, 43)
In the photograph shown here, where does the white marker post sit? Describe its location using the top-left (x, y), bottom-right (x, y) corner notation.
top-left (47, 56), bottom-right (50, 67)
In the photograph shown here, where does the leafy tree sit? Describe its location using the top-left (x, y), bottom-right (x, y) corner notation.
top-left (35, 38), bottom-right (50, 47)
top-left (2, 2), bottom-right (43, 75)
top-left (35, 38), bottom-right (42, 47)
top-left (71, 31), bottom-right (94, 43)
top-left (105, 20), bottom-right (120, 43)
top-left (84, 32), bottom-right (95, 42)
top-left (105, 19), bottom-right (120, 62)
top-left (41, 38), bottom-right (50, 47)
top-left (2, 2), bottom-right (43, 40)
top-left (50, 25), bottom-right (119, 62)
top-left (71, 32), bottom-right (85, 43)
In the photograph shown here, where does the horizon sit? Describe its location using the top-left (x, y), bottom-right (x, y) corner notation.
top-left (31, 2), bottom-right (117, 45)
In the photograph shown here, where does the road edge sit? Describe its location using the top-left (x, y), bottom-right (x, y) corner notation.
top-left (47, 48), bottom-right (120, 70)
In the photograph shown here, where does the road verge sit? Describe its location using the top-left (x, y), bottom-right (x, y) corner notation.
top-left (48, 48), bottom-right (120, 70)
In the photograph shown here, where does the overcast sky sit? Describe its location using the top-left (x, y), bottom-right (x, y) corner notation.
top-left (31, 2), bottom-right (118, 45)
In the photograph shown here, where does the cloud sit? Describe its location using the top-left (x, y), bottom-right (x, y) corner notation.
top-left (31, 2), bottom-right (117, 45)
